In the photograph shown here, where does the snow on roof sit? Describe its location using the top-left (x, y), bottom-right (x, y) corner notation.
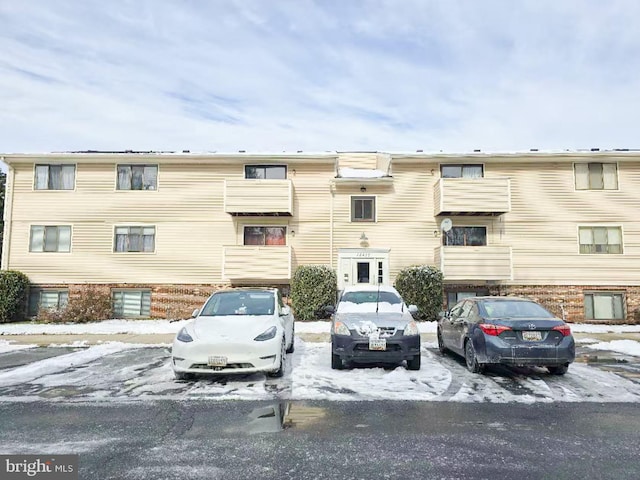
top-left (337, 167), bottom-right (388, 178)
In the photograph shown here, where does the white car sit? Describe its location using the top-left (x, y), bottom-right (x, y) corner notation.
top-left (171, 288), bottom-right (295, 380)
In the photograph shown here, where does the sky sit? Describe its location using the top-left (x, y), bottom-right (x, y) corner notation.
top-left (1, 0), bottom-right (640, 158)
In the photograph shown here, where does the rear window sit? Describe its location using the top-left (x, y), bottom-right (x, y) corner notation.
top-left (480, 300), bottom-right (555, 319)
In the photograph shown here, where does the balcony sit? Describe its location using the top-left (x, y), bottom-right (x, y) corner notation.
top-left (434, 178), bottom-right (510, 216)
top-left (223, 246), bottom-right (292, 282)
top-left (435, 245), bottom-right (512, 281)
top-left (224, 179), bottom-right (293, 216)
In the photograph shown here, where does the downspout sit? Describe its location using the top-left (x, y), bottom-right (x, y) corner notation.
top-left (1, 159), bottom-right (13, 271)
top-left (329, 181), bottom-right (335, 269)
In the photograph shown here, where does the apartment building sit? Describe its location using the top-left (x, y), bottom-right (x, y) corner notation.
top-left (2, 150), bottom-right (639, 322)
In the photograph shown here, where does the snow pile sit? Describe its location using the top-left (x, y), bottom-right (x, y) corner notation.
top-left (0, 319), bottom-right (189, 335)
top-left (0, 339), bottom-right (37, 353)
top-left (585, 340), bottom-right (640, 357)
top-left (338, 167), bottom-right (388, 178)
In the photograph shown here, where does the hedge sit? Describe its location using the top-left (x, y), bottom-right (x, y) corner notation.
top-left (290, 265), bottom-right (337, 321)
top-left (0, 270), bottom-right (30, 323)
top-left (394, 265), bottom-right (443, 321)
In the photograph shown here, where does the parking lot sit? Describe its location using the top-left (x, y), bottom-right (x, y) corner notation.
top-left (1, 339), bottom-right (639, 403)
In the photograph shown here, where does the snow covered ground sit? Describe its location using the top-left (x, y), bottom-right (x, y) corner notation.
top-left (0, 337), bottom-right (639, 404)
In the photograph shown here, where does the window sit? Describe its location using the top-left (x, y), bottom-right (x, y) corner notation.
top-left (28, 289), bottom-right (69, 317)
top-left (243, 226), bottom-right (286, 245)
top-left (29, 226), bottom-right (71, 252)
top-left (443, 226), bottom-right (487, 246)
top-left (351, 196), bottom-right (375, 222)
top-left (446, 291), bottom-right (487, 308)
top-left (579, 227), bottom-right (622, 254)
top-left (584, 292), bottom-right (624, 320)
top-left (441, 164), bottom-right (483, 178)
top-left (34, 164), bottom-right (75, 190)
top-left (117, 165), bottom-right (157, 190)
top-left (113, 290), bottom-right (151, 317)
top-left (115, 226), bottom-right (155, 252)
top-left (245, 165), bottom-right (287, 179)
top-left (575, 163), bottom-right (618, 190)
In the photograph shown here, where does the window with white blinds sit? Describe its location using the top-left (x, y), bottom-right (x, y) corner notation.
top-left (575, 163), bottom-right (618, 190)
top-left (113, 290), bottom-right (151, 317)
top-left (29, 226), bottom-right (71, 252)
top-left (579, 226), bottom-right (623, 254)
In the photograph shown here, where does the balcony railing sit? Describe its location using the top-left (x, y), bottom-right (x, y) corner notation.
top-left (435, 245), bottom-right (512, 281)
top-left (434, 178), bottom-right (510, 216)
top-left (224, 179), bottom-right (293, 216)
top-left (223, 245), bottom-right (292, 282)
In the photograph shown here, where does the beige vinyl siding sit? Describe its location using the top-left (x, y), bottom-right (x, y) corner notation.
top-left (434, 177), bottom-right (511, 215)
top-left (224, 179), bottom-right (292, 214)
top-left (435, 246), bottom-right (512, 281)
top-left (223, 246), bottom-right (291, 281)
top-left (497, 161), bottom-right (640, 285)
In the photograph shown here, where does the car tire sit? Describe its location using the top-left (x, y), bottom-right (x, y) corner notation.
top-left (286, 326), bottom-right (295, 354)
top-left (268, 339), bottom-right (286, 378)
top-left (407, 354), bottom-right (421, 370)
top-left (437, 328), bottom-right (447, 355)
top-left (548, 364), bottom-right (569, 375)
top-left (174, 371), bottom-right (193, 381)
top-left (465, 339), bottom-right (485, 374)
top-left (331, 352), bottom-right (343, 370)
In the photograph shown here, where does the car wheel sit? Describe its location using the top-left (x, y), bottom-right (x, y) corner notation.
top-left (331, 352), bottom-right (343, 370)
top-left (174, 371), bottom-right (193, 381)
top-left (548, 364), bottom-right (569, 375)
top-left (286, 326), bottom-right (295, 354)
top-left (407, 354), bottom-right (421, 370)
top-left (437, 328), bottom-right (447, 355)
top-left (465, 340), bottom-right (485, 374)
top-left (268, 338), bottom-right (286, 378)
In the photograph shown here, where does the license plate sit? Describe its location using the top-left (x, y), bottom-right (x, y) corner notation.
top-left (369, 339), bottom-right (387, 351)
top-left (208, 356), bottom-right (227, 366)
top-left (522, 331), bottom-right (542, 342)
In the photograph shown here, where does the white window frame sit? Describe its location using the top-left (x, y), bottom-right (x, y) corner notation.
top-left (578, 225), bottom-right (623, 255)
top-left (584, 291), bottom-right (625, 320)
top-left (114, 225), bottom-right (156, 253)
top-left (443, 226), bottom-right (488, 246)
top-left (29, 225), bottom-right (72, 253)
top-left (115, 164), bottom-right (158, 191)
top-left (242, 225), bottom-right (288, 246)
top-left (112, 289), bottom-right (152, 318)
top-left (574, 162), bottom-right (618, 190)
top-left (440, 164), bottom-right (484, 178)
top-left (34, 164), bottom-right (76, 190)
top-left (244, 164), bottom-right (288, 179)
top-left (350, 195), bottom-right (376, 222)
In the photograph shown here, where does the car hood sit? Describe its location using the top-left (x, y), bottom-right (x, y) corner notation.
top-left (334, 312), bottom-right (413, 331)
top-left (190, 315), bottom-right (278, 342)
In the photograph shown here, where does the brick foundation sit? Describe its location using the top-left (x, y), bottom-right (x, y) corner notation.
top-left (445, 284), bottom-right (640, 324)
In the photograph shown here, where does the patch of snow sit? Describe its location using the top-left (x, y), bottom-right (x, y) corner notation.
top-left (0, 319), bottom-right (189, 335)
top-left (586, 340), bottom-right (640, 356)
top-left (337, 301), bottom-right (403, 313)
top-left (569, 324), bottom-right (640, 333)
top-left (574, 337), bottom-right (599, 344)
top-left (0, 339), bottom-right (37, 353)
top-left (338, 167), bottom-right (387, 178)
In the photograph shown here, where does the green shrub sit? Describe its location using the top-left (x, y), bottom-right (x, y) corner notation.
top-left (0, 270), bottom-right (30, 323)
top-left (394, 265), bottom-right (444, 321)
top-left (291, 265), bottom-right (337, 321)
top-left (38, 285), bottom-right (113, 323)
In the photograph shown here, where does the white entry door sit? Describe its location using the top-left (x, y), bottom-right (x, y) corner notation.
top-left (338, 248), bottom-right (390, 290)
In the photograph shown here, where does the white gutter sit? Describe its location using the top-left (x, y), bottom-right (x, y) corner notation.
top-left (1, 159), bottom-right (13, 270)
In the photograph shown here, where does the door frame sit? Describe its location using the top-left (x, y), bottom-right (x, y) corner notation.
top-left (337, 248), bottom-right (390, 290)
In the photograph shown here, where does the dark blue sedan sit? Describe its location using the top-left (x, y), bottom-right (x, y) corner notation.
top-left (437, 297), bottom-right (575, 375)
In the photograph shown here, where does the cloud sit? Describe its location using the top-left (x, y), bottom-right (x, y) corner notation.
top-left (1, 0), bottom-right (639, 156)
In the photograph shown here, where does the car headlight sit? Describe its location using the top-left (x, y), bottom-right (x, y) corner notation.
top-left (254, 326), bottom-right (277, 341)
top-left (177, 327), bottom-right (193, 343)
top-left (404, 321), bottom-right (419, 336)
top-left (333, 321), bottom-right (351, 336)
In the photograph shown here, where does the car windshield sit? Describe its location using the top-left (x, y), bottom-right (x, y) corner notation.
top-left (200, 291), bottom-right (275, 316)
top-left (480, 300), bottom-right (555, 319)
top-left (337, 290), bottom-right (403, 313)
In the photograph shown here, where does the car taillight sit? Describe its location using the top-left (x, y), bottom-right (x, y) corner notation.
top-left (479, 324), bottom-right (512, 336)
top-left (552, 324), bottom-right (572, 336)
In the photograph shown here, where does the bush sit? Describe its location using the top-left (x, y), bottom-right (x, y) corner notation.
top-left (394, 265), bottom-right (444, 321)
top-left (0, 270), bottom-right (30, 323)
top-left (38, 285), bottom-right (113, 323)
top-left (291, 265), bottom-right (337, 321)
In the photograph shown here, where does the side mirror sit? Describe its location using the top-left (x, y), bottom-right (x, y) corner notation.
top-left (323, 305), bottom-right (336, 316)
top-left (408, 305), bottom-right (418, 315)
top-left (280, 306), bottom-right (291, 316)
top-left (191, 308), bottom-right (200, 318)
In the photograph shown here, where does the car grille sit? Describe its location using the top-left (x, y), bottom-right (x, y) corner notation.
top-left (354, 343), bottom-right (402, 352)
top-left (378, 327), bottom-right (397, 338)
top-left (189, 363), bottom-right (254, 371)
